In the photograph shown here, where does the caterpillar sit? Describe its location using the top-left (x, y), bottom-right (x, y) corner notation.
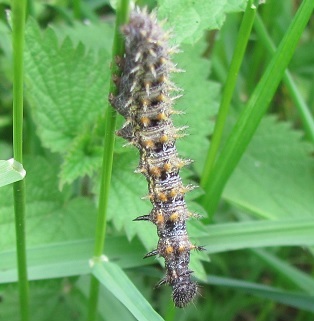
top-left (110, 7), bottom-right (203, 308)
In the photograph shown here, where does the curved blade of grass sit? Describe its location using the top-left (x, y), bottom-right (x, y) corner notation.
top-left (0, 159), bottom-right (26, 187)
top-left (254, 13), bottom-right (314, 143)
top-left (206, 275), bottom-right (314, 312)
top-left (92, 262), bottom-right (164, 321)
top-left (2, 219), bottom-right (314, 284)
top-left (0, 236), bottom-right (150, 284)
top-left (193, 218), bottom-right (314, 253)
top-left (202, 0), bottom-right (314, 219)
top-left (78, 276), bottom-right (138, 321)
top-left (253, 249), bottom-right (314, 295)
top-left (201, 0), bottom-right (256, 188)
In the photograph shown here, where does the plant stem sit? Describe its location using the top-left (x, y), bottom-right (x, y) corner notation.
top-left (254, 13), bottom-right (314, 143)
top-left (201, 1), bottom-right (256, 189)
top-left (73, 0), bottom-right (81, 20)
top-left (164, 299), bottom-right (176, 321)
top-left (12, 0), bottom-right (29, 320)
top-left (203, 0), bottom-right (314, 219)
top-left (87, 1), bottom-right (130, 320)
top-left (26, 0), bottom-right (34, 17)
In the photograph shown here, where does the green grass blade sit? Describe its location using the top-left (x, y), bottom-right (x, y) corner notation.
top-left (0, 240), bottom-right (92, 284)
top-left (203, 0), bottom-right (314, 219)
top-left (78, 276), bottom-right (138, 321)
top-left (201, 0), bottom-right (256, 188)
top-left (194, 218), bottom-right (314, 253)
top-left (92, 262), bottom-right (164, 321)
top-left (253, 249), bottom-right (314, 295)
top-left (0, 237), bottom-right (149, 284)
top-left (254, 13), bottom-right (314, 143)
top-left (3, 219), bottom-right (313, 284)
top-left (0, 159), bottom-right (26, 187)
top-left (206, 275), bottom-right (314, 312)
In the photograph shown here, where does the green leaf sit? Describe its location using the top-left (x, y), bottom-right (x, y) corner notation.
top-left (0, 159), bottom-right (26, 187)
top-left (108, 151), bottom-right (152, 241)
top-left (206, 275), bottom-right (314, 312)
top-left (52, 21), bottom-right (114, 53)
top-left (203, 0), bottom-right (314, 217)
top-left (2, 217), bottom-right (313, 283)
top-left (77, 275), bottom-right (138, 321)
top-left (0, 157), bottom-right (96, 251)
top-left (195, 218), bottom-right (314, 253)
top-left (253, 249), bottom-right (314, 295)
top-left (92, 262), bottom-right (164, 321)
top-left (0, 236), bottom-right (150, 284)
top-left (224, 116), bottom-right (314, 219)
top-left (291, 42), bottom-right (314, 79)
top-left (158, 0), bottom-right (247, 44)
top-left (0, 20), bottom-right (13, 80)
top-left (24, 20), bottom-right (110, 154)
top-left (0, 142), bottom-right (12, 160)
top-left (173, 41), bottom-right (220, 172)
top-left (0, 279), bottom-right (88, 321)
top-left (59, 133), bottom-right (102, 187)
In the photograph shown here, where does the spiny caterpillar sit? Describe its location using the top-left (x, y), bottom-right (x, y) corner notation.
top-left (110, 7), bottom-right (203, 308)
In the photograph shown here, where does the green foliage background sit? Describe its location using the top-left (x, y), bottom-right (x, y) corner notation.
top-left (0, 0), bottom-right (314, 320)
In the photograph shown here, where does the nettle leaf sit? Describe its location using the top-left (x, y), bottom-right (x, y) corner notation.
top-left (0, 157), bottom-right (96, 251)
top-left (60, 133), bottom-right (103, 187)
top-left (24, 20), bottom-right (110, 183)
top-left (0, 142), bottom-right (12, 159)
top-left (107, 150), bottom-right (154, 244)
top-left (173, 41), bottom-right (220, 171)
top-left (224, 116), bottom-right (314, 219)
top-left (1, 278), bottom-right (87, 321)
top-left (25, 22), bottom-right (111, 185)
top-left (158, 0), bottom-right (248, 44)
top-left (52, 21), bottom-right (114, 53)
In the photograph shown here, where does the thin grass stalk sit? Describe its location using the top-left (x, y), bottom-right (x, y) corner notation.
top-left (87, 1), bottom-right (130, 320)
top-left (203, 0), bottom-right (314, 219)
top-left (73, 0), bottom-right (81, 20)
top-left (246, 1), bottom-right (273, 94)
top-left (12, 0), bottom-right (29, 320)
top-left (201, 0), bottom-right (256, 189)
top-left (254, 13), bottom-right (314, 143)
top-left (164, 299), bottom-right (176, 321)
top-left (26, 0), bottom-right (34, 17)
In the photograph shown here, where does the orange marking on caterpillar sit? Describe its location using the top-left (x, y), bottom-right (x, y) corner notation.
top-left (169, 212), bottom-right (179, 222)
top-left (160, 135), bottom-right (168, 143)
top-left (149, 166), bottom-right (161, 177)
top-left (140, 116), bottom-right (151, 126)
top-left (163, 162), bottom-right (172, 172)
top-left (142, 140), bottom-right (155, 149)
top-left (157, 192), bottom-right (168, 202)
top-left (156, 213), bottom-right (164, 224)
top-left (165, 246), bottom-right (174, 255)
top-left (156, 112), bottom-right (167, 121)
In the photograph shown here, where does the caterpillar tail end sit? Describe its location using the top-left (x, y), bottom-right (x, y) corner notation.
top-left (172, 281), bottom-right (197, 308)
